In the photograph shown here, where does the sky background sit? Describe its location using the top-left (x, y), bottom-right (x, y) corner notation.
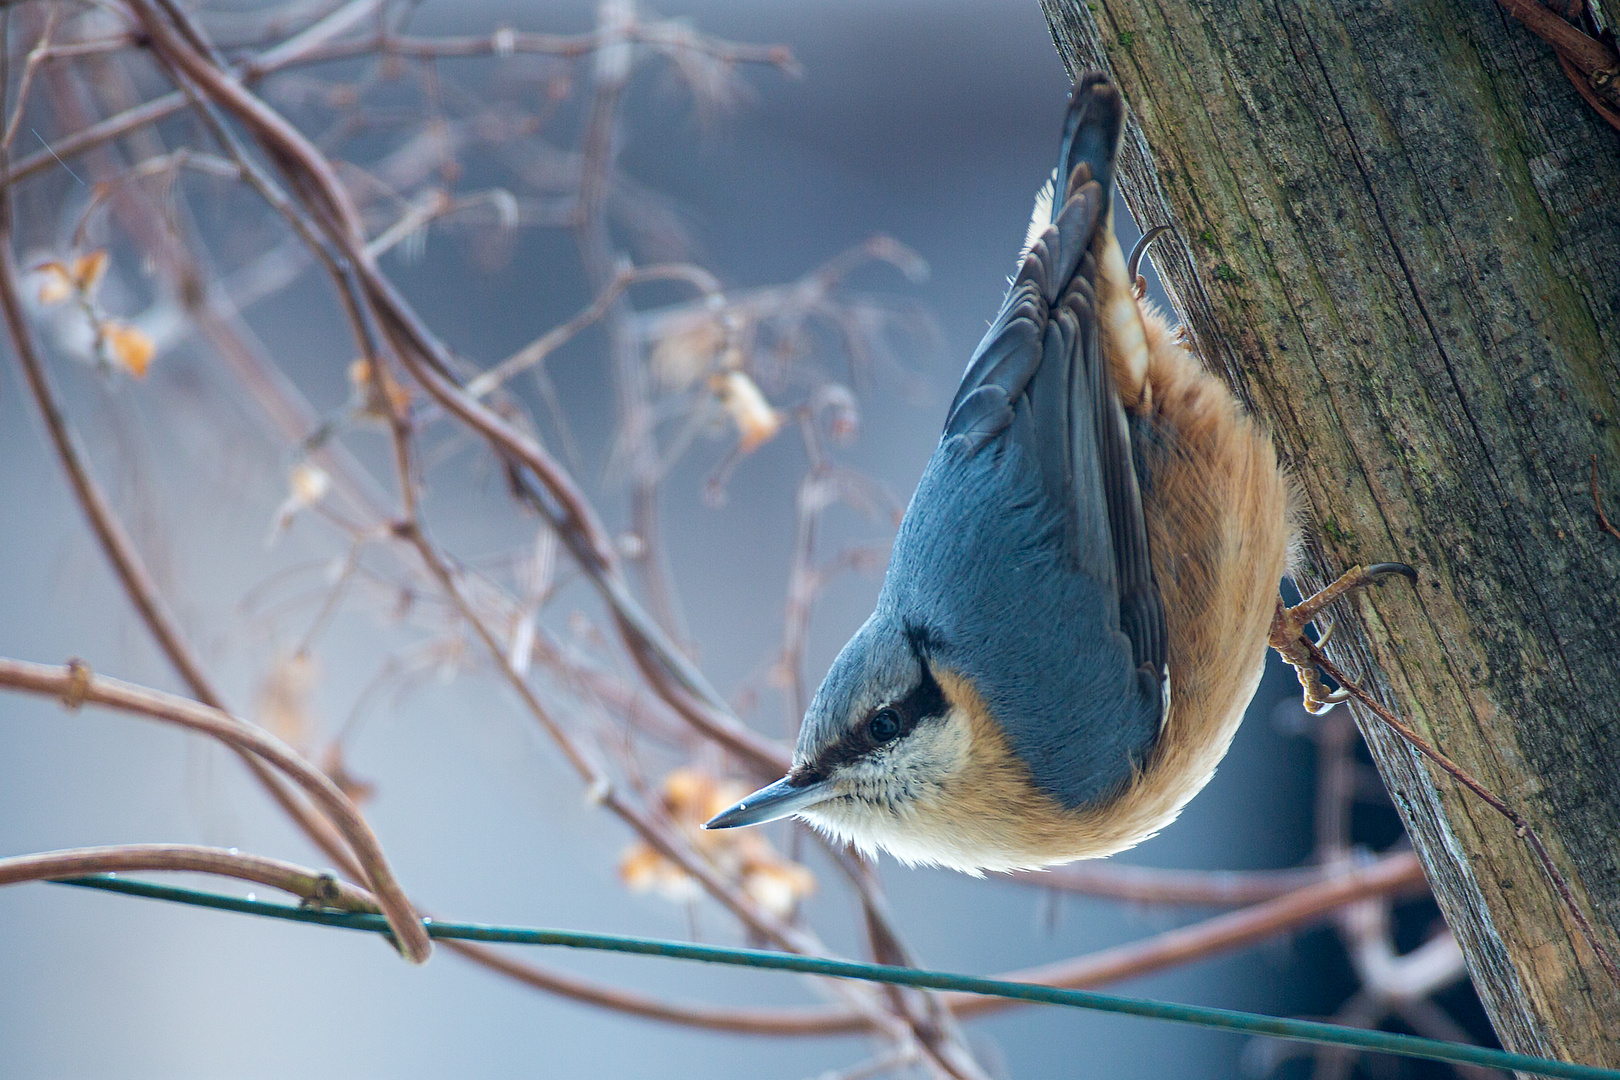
top-left (0, 2), bottom-right (1353, 1077)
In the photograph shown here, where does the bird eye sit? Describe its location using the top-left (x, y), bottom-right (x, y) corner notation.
top-left (867, 707), bottom-right (902, 744)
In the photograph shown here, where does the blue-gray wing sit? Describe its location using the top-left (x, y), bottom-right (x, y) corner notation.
top-left (942, 76), bottom-right (1166, 712)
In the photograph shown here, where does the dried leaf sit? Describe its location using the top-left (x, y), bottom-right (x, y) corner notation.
top-left (618, 768), bottom-right (815, 914)
top-left (256, 651), bottom-right (320, 753)
top-left (348, 357), bottom-right (411, 419)
top-left (508, 612), bottom-right (536, 676)
top-left (103, 322), bottom-right (154, 377)
top-left (662, 767), bottom-right (724, 818)
top-left (651, 314), bottom-right (724, 390)
top-left (71, 250), bottom-right (109, 293)
top-left (813, 384), bottom-right (860, 444)
top-left (289, 462), bottom-right (331, 507)
top-left (711, 370), bottom-right (782, 453)
top-left (743, 861), bottom-right (816, 918)
top-left (619, 845), bottom-right (700, 903)
top-left (321, 743), bottom-right (376, 806)
top-left (269, 462), bottom-right (331, 540)
top-left (35, 263), bottom-right (72, 305)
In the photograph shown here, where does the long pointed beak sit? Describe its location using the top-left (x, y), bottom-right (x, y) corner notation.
top-left (703, 774), bottom-right (834, 830)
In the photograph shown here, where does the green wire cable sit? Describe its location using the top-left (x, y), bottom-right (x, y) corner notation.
top-left (48, 874), bottom-right (1620, 1080)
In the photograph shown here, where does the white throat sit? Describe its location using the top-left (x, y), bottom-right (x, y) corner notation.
top-left (796, 706), bottom-right (1002, 873)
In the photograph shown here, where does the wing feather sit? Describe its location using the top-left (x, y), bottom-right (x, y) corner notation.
top-left (942, 78), bottom-right (1167, 703)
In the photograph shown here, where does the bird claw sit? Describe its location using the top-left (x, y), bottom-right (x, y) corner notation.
top-left (1303, 687), bottom-right (1350, 715)
top-left (1269, 562), bottom-right (1416, 715)
top-left (1126, 224), bottom-right (1176, 288)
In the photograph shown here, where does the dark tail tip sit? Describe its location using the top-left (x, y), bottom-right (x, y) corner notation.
top-left (1059, 73), bottom-right (1124, 206)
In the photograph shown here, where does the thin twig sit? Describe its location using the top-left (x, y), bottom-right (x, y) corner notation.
top-left (1, 5), bottom-right (61, 152)
top-left (0, 192), bottom-right (369, 890)
top-left (1304, 641), bottom-right (1620, 986)
top-left (948, 850), bottom-right (1430, 1017)
top-left (0, 0), bottom-right (388, 188)
top-left (132, 0), bottom-right (791, 778)
top-left (0, 658), bottom-right (430, 963)
top-left (1012, 860), bottom-right (1370, 906)
top-left (466, 262), bottom-right (722, 399)
top-left (283, 22), bottom-right (799, 71)
top-left (435, 938), bottom-right (861, 1035)
top-left (577, 0), bottom-right (692, 648)
top-left (0, 844), bottom-right (378, 912)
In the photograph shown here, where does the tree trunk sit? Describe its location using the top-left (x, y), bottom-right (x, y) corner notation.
top-left (1038, 0), bottom-right (1620, 1065)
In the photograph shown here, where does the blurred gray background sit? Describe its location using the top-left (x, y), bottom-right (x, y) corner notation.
top-left (0, 1), bottom-right (1337, 1077)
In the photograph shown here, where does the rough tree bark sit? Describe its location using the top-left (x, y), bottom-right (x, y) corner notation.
top-left (1038, 0), bottom-right (1620, 1067)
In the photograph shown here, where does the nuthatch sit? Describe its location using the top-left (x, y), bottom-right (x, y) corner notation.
top-left (705, 75), bottom-right (1410, 872)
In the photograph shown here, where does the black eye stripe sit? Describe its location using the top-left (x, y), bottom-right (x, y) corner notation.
top-left (902, 657), bottom-right (947, 722)
top-left (810, 657), bottom-right (950, 773)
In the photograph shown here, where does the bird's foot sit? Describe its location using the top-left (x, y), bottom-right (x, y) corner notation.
top-left (1270, 563), bottom-right (1417, 714)
top-left (1126, 225), bottom-right (1175, 300)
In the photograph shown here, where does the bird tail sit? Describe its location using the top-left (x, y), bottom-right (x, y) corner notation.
top-left (1055, 73), bottom-right (1123, 220)
top-left (1022, 74), bottom-right (1122, 259)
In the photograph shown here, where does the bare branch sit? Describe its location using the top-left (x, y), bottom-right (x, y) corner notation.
top-left (0, 193), bottom-right (373, 893)
top-left (467, 262), bottom-right (722, 400)
top-left (1012, 860), bottom-right (1378, 906)
top-left (948, 849), bottom-right (1429, 1018)
top-left (1304, 642), bottom-right (1620, 986)
top-left (0, 658), bottom-right (430, 963)
top-left (0, 845), bottom-right (379, 912)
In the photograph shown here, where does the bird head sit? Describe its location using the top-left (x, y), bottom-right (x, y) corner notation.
top-left (704, 611), bottom-right (989, 866)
